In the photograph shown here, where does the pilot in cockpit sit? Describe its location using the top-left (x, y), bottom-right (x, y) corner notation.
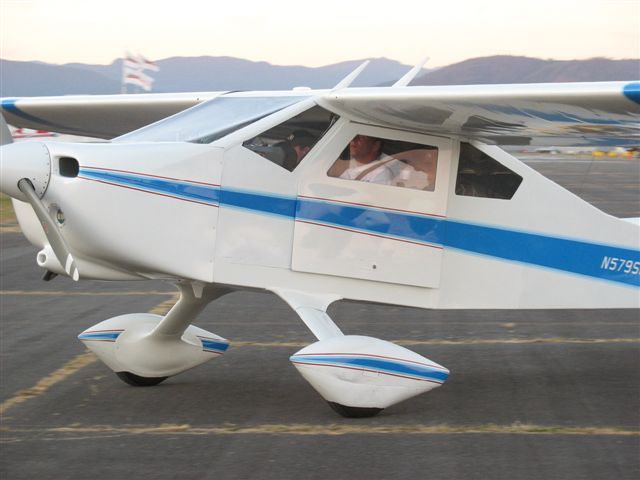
top-left (328, 135), bottom-right (434, 190)
top-left (332, 135), bottom-right (396, 184)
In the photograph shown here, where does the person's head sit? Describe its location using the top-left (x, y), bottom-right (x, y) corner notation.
top-left (289, 130), bottom-right (315, 161)
top-left (349, 135), bottom-right (382, 163)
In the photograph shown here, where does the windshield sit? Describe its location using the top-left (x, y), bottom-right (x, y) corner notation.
top-left (115, 95), bottom-right (307, 143)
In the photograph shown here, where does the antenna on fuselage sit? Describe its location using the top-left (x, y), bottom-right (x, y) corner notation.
top-left (392, 57), bottom-right (430, 87)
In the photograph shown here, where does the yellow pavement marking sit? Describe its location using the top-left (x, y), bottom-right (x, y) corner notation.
top-left (0, 226), bottom-right (21, 233)
top-left (0, 294), bottom-right (179, 416)
top-left (397, 338), bottom-right (640, 345)
top-left (0, 289), bottom-right (636, 417)
top-left (1, 423), bottom-right (637, 438)
top-left (231, 338), bottom-right (640, 347)
top-left (0, 352), bottom-right (97, 416)
top-left (149, 293), bottom-right (180, 315)
top-left (0, 290), bottom-right (174, 296)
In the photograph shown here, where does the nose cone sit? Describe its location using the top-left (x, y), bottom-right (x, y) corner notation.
top-left (0, 142), bottom-right (51, 200)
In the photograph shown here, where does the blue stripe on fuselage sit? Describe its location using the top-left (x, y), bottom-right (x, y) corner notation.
top-left (79, 168), bottom-right (220, 205)
top-left (297, 198), bottom-right (639, 287)
top-left (220, 188), bottom-right (297, 218)
top-left (296, 198), bottom-right (443, 246)
top-left (76, 167), bottom-right (640, 287)
top-left (443, 220), bottom-right (639, 286)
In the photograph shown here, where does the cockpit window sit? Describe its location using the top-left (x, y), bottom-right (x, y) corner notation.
top-left (327, 135), bottom-right (438, 191)
top-left (243, 105), bottom-right (336, 171)
top-left (115, 95), bottom-right (307, 143)
top-left (455, 142), bottom-right (523, 199)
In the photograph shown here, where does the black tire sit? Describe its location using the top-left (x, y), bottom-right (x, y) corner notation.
top-left (327, 402), bottom-right (383, 418)
top-left (116, 371), bottom-right (168, 387)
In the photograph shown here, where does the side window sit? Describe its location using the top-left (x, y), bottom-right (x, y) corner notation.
top-left (456, 143), bottom-right (523, 199)
top-left (327, 135), bottom-right (438, 191)
top-left (243, 105), bottom-right (336, 172)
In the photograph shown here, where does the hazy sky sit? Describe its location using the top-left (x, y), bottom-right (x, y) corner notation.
top-left (1, 0), bottom-right (638, 67)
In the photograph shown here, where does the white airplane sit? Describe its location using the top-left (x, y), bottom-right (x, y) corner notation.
top-left (1, 64), bottom-right (639, 417)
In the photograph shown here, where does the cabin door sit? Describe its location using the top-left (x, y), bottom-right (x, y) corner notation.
top-left (292, 123), bottom-right (453, 288)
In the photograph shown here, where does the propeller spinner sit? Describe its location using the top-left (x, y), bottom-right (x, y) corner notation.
top-left (1, 114), bottom-right (79, 281)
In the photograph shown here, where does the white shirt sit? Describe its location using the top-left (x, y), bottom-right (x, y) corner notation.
top-left (339, 156), bottom-right (396, 184)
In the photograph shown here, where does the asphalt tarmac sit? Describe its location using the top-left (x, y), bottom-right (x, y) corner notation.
top-left (1, 156), bottom-right (639, 480)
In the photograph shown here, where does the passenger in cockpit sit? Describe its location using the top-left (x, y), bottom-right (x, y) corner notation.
top-left (288, 130), bottom-right (315, 163)
top-left (278, 129), bottom-right (315, 171)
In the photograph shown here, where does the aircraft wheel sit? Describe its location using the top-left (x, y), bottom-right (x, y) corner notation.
top-left (116, 371), bottom-right (168, 387)
top-left (327, 402), bottom-right (383, 418)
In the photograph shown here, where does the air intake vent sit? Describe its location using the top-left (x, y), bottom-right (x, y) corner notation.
top-left (59, 157), bottom-right (79, 178)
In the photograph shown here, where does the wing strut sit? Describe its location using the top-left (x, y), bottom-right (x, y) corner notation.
top-left (393, 57), bottom-right (430, 87)
top-left (331, 61), bottom-right (370, 91)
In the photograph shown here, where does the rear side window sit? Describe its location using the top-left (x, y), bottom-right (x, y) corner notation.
top-left (455, 143), bottom-right (522, 199)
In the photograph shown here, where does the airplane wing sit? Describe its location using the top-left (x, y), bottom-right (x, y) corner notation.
top-left (0, 92), bottom-right (224, 139)
top-left (319, 81), bottom-right (640, 146)
top-left (1, 81), bottom-right (638, 145)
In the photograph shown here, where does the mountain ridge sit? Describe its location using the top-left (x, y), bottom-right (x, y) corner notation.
top-left (1, 55), bottom-right (637, 97)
